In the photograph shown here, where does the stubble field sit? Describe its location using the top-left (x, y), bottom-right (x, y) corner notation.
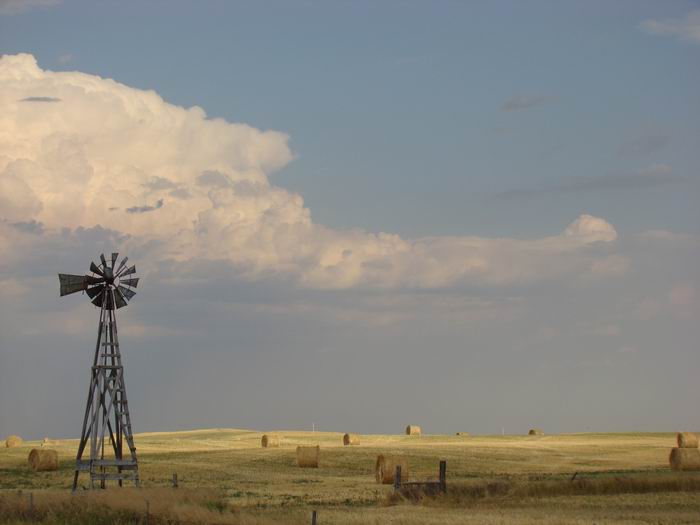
top-left (1, 429), bottom-right (699, 524)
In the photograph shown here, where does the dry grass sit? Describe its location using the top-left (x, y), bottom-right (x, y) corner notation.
top-left (0, 488), bottom-right (276, 525)
top-left (387, 472), bottom-right (700, 504)
top-left (2, 429), bottom-right (700, 523)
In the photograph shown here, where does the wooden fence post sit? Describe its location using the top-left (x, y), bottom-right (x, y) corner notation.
top-left (439, 460), bottom-right (447, 493)
top-left (29, 492), bottom-right (34, 521)
top-left (172, 472), bottom-right (178, 488)
top-left (394, 465), bottom-right (402, 491)
top-left (145, 499), bottom-right (150, 525)
top-left (311, 509), bottom-right (317, 524)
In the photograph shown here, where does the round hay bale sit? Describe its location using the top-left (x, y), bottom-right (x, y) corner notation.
top-left (5, 435), bottom-right (23, 448)
top-left (343, 433), bottom-right (360, 446)
top-left (528, 429), bottom-right (544, 436)
top-left (261, 434), bottom-right (280, 448)
top-left (405, 425), bottom-right (421, 436)
top-left (28, 448), bottom-right (58, 471)
top-left (669, 447), bottom-right (700, 471)
top-left (375, 455), bottom-right (409, 484)
top-left (456, 432), bottom-right (470, 437)
top-left (677, 432), bottom-right (699, 449)
top-left (296, 445), bottom-right (319, 468)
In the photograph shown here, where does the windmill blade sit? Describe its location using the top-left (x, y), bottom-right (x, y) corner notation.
top-left (85, 275), bottom-right (105, 285)
top-left (90, 262), bottom-right (104, 277)
top-left (100, 254), bottom-right (107, 268)
top-left (120, 277), bottom-right (139, 288)
top-left (90, 289), bottom-right (105, 307)
top-left (86, 284), bottom-right (105, 299)
top-left (118, 285), bottom-right (136, 301)
top-left (118, 265), bottom-right (136, 278)
top-left (58, 274), bottom-right (90, 296)
top-left (114, 256), bottom-right (128, 276)
top-left (114, 287), bottom-right (128, 309)
top-left (111, 252), bottom-right (119, 269)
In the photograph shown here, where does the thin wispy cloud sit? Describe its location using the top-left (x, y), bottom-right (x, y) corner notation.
top-left (487, 126), bottom-right (514, 136)
top-left (640, 9), bottom-right (700, 44)
top-left (197, 170), bottom-right (232, 188)
top-left (19, 96), bottom-right (60, 103)
top-left (9, 219), bottom-right (43, 234)
top-left (169, 188), bottom-right (192, 200)
top-left (126, 199), bottom-right (164, 214)
top-left (497, 164), bottom-right (686, 199)
top-left (0, 0), bottom-right (59, 15)
top-left (142, 176), bottom-right (178, 191)
top-left (500, 95), bottom-right (554, 112)
top-left (617, 132), bottom-right (670, 158)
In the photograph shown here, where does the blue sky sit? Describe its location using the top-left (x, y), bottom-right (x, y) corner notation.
top-left (0, 1), bottom-right (699, 438)
top-left (3, 0), bottom-right (698, 237)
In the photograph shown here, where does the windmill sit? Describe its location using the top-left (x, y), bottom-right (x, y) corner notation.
top-left (58, 253), bottom-right (140, 490)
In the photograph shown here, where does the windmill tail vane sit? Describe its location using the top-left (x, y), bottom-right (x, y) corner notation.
top-left (58, 252), bottom-right (141, 490)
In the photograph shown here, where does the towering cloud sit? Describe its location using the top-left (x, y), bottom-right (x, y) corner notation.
top-left (0, 54), bottom-right (620, 289)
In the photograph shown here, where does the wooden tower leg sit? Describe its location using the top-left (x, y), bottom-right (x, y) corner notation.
top-left (73, 291), bottom-right (139, 490)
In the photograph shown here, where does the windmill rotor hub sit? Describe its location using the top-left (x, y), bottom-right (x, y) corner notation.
top-left (58, 252), bottom-right (139, 310)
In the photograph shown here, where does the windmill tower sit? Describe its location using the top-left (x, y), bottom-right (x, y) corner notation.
top-left (58, 253), bottom-right (140, 490)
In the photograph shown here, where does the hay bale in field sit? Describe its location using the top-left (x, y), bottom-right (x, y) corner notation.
top-left (528, 428), bottom-right (544, 436)
top-left (343, 433), bottom-right (360, 446)
top-left (5, 435), bottom-right (23, 448)
top-left (405, 425), bottom-right (421, 436)
top-left (296, 445), bottom-right (319, 468)
top-left (261, 434), bottom-right (281, 448)
top-left (375, 455), bottom-right (409, 484)
top-left (677, 432), bottom-right (699, 448)
top-left (669, 447), bottom-right (700, 471)
top-left (456, 432), bottom-right (469, 437)
top-left (28, 448), bottom-right (58, 471)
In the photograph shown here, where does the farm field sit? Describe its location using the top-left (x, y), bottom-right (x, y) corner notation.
top-left (1, 429), bottom-right (700, 524)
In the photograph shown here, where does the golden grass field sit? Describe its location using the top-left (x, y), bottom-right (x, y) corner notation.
top-left (2, 429), bottom-right (700, 524)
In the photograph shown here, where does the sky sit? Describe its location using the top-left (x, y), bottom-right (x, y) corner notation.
top-left (0, 0), bottom-right (699, 440)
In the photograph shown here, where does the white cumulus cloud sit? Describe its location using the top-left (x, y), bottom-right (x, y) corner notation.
top-left (641, 9), bottom-right (700, 44)
top-left (0, 54), bottom-right (621, 289)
